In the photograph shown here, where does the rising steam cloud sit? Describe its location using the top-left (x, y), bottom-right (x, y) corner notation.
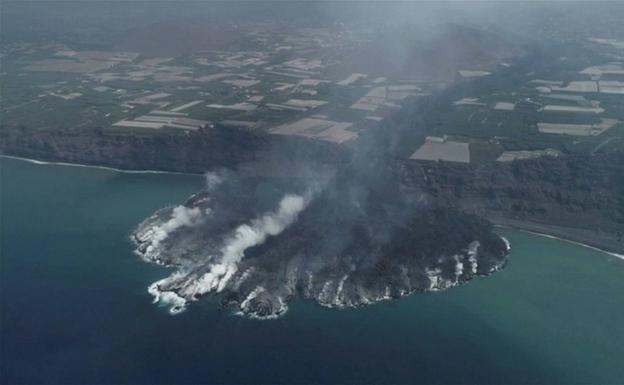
top-left (143, 190), bottom-right (312, 314)
top-left (135, 172), bottom-right (224, 261)
top-left (141, 205), bottom-right (204, 258)
top-left (184, 193), bottom-right (311, 297)
top-left (134, 170), bottom-right (509, 319)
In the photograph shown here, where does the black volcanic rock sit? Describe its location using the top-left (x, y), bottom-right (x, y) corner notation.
top-left (133, 160), bottom-right (509, 319)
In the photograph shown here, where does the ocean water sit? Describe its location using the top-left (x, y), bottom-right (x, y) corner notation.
top-left (1, 157), bottom-right (624, 385)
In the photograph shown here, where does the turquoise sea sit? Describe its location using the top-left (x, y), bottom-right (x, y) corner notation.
top-left (1, 157), bottom-right (624, 384)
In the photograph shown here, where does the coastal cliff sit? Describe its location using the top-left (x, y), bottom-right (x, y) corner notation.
top-left (0, 126), bottom-right (349, 176)
top-left (2, 126), bottom-right (622, 254)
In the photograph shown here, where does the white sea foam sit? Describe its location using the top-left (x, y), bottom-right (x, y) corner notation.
top-left (239, 286), bottom-right (265, 310)
top-left (335, 274), bottom-right (349, 304)
top-left (148, 278), bottom-right (188, 314)
top-left (500, 236), bottom-right (512, 252)
top-left (513, 230), bottom-right (624, 261)
top-left (0, 155), bottom-right (197, 175)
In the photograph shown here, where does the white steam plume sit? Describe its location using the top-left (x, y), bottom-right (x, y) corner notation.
top-left (144, 205), bottom-right (204, 256)
top-left (204, 171), bottom-right (224, 191)
top-left (181, 192), bottom-right (311, 297)
top-left (140, 172), bottom-right (225, 259)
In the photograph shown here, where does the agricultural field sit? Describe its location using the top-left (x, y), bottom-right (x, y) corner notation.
top-left (406, 37), bottom-right (624, 164)
top-left (0, 29), bottom-right (435, 146)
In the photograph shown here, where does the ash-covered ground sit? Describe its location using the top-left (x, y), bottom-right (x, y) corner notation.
top-left (133, 160), bottom-right (510, 319)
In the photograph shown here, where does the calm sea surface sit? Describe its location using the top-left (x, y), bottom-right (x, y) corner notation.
top-left (1, 157), bottom-right (624, 384)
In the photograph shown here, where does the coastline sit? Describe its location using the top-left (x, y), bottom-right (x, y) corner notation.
top-left (0, 155), bottom-right (202, 176)
top-left (4, 154), bottom-right (622, 259)
top-left (493, 220), bottom-right (624, 260)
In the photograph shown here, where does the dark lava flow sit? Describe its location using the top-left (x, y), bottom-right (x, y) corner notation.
top-left (133, 159), bottom-right (509, 319)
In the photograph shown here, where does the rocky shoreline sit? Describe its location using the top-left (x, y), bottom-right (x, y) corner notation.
top-left (3, 141), bottom-right (622, 319)
top-left (131, 179), bottom-right (511, 319)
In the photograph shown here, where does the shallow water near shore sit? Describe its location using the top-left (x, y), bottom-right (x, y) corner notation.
top-left (2, 157), bottom-right (624, 384)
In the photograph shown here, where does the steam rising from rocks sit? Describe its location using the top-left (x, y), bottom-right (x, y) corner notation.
top-left (134, 172), bottom-right (224, 263)
top-left (137, 205), bottom-right (204, 261)
top-left (133, 168), bottom-right (509, 319)
top-left (179, 192), bottom-right (311, 303)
